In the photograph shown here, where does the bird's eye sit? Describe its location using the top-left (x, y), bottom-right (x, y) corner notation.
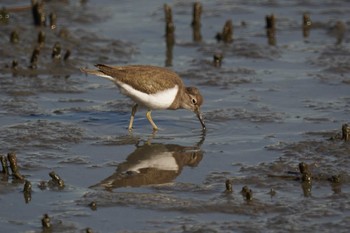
top-left (192, 98), bottom-right (197, 104)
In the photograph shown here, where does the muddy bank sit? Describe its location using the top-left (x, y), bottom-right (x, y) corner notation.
top-left (1, 0), bottom-right (350, 232)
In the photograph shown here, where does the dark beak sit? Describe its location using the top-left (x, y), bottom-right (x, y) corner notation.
top-left (195, 107), bottom-right (206, 130)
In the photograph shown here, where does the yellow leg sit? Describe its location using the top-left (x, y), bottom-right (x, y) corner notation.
top-left (146, 110), bottom-right (158, 131)
top-left (128, 104), bottom-right (138, 131)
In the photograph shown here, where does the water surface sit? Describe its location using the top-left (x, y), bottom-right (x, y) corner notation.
top-left (0, 0), bottom-right (349, 232)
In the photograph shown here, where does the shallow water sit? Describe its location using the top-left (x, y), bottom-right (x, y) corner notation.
top-left (1, 0), bottom-right (350, 232)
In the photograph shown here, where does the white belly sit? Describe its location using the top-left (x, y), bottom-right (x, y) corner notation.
top-left (127, 152), bottom-right (179, 172)
top-left (116, 81), bottom-right (179, 110)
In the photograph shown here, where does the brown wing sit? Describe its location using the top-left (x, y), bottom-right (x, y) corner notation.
top-left (95, 64), bottom-right (184, 94)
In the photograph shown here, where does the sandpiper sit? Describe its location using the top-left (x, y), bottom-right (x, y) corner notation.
top-left (81, 64), bottom-right (206, 131)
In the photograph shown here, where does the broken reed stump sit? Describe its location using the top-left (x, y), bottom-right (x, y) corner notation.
top-left (213, 53), bottom-right (223, 67)
top-left (342, 124), bottom-right (350, 141)
top-left (165, 36), bottom-right (173, 67)
top-left (266, 14), bottom-right (276, 45)
top-left (41, 214), bottom-right (51, 229)
top-left (298, 162), bottom-right (312, 197)
top-left (164, 4), bottom-right (175, 43)
top-left (38, 30), bottom-right (45, 46)
top-left (164, 4), bottom-right (175, 67)
top-left (49, 171), bottom-right (65, 188)
top-left (7, 152), bottom-right (24, 180)
top-left (265, 14), bottom-right (275, 30)
top-left (332, 21), bottom-right (346, 45)
top-left (298, 162), bottom-right (310, 175)
top-left (29, 46), bottom-right (40, 69)
top-left (225, 179), bottom-right (233, 193)
top-left (10, 30), bottom-right (19, 43)
top-left (164, 4), bottom-right (175, 37)
top-left (49, 12), bottom-right (56, 29)
top-left (191, 2), bottom-right (202, 27)
top-left (1, 155), bottom-right (9, 175)
top-left (191, 2), bottom-right (202, 42)
top-left (89, 201), bottom-right (97, 211)
top-left (241, 185), bottom-right (253, 201)
top-left (302, 13), bottom-right (312, 38)
top-left (216, 19), bottom-right (233, 43)
top-left (23, 180), bottom-right (32, 203)
top-left (32, 0), bottom-right (46, 26)
top-left (23, 180), bottom-right (32, 193)
top-left (51, 42), bottom-right (61, 60)
top-left (0, 7), bottom-right (10, 24)
top-left (63, 49), bottom-right (71, 61)
top-left (299, 162), bottom-right (312, 182)
top-left (12, 60), bottom-right (18, 70)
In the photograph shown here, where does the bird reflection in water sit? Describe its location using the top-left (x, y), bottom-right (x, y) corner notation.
top-left (91, 135), bottom-right (205, 191)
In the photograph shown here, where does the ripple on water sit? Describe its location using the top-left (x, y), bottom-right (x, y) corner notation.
top-left (1, 0), bottom-right (350, 232)
top-left (205, 106), bottom-right (286, 123)
top-left (0, 120), bottom-right (84, 151)
top-left (180, 66), bottom-right (257, 89)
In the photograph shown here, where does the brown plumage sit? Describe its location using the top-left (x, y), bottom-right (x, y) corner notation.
top-left (81, 64), bottom-right (206, 131)
top-left (90, 143), bottom-right (203, 190)
top-left (95, 64), bottom-right (183, 94)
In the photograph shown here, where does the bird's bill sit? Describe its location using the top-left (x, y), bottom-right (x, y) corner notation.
top-left (195, 107), bottom-right (206, 130)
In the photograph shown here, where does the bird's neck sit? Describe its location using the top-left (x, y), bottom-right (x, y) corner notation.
top-left (168, 87), bottom-right (188, 110)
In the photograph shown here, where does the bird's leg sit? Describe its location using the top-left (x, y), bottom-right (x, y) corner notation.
top-left (146, 110), bottom-right (158, 131)
top-left (145, 130), bottom-right (157, 145)
top-left (128, 104), bottom-right (138, 131)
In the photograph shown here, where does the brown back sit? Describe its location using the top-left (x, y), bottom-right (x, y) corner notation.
top-left (96, 64), bottom-right (184, 94)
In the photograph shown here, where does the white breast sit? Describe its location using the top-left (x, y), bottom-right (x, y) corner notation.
top-left (116, 80), bottom-right (178, 110)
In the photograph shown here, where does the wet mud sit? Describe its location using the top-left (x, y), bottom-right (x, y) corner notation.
top-left (1, 0), bottom-right (350, 232)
